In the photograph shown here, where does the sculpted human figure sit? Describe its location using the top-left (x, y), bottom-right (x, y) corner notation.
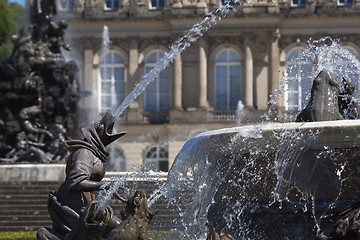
top-left (37, 112), bottom-right (126, 240)
top-left (19, 105), bottom-right (53, 143)
top-left (0, 131), bottom-right (51, 163)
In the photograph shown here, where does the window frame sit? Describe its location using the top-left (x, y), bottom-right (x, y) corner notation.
top-left (291, 0), bottom-right (306, 7)
top-left (98, 51), bottom-right (125, 113)
top-left (104, 0), bottom-right (119, 11)
top-left (143, 146), bottom-right (169, 172)
top-left (214, 49), bottom-right (242, 111)
top-left (150, 0), bottom-right (164, 9)
top-left (143, 50), bottom-right (171, 113)
top-left (284, 48), bottom-right (314, 111)
top-left (59, 0), bottom-right (74, 12)
top-left (338, 0), bottom-right (353, 6)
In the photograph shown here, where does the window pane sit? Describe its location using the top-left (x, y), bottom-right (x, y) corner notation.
top-left (100, 68), bottom-right (112, 80)
top-left (144, 51), bottom-right (170, 113)
top-left (146, 79), bottom-right (157, 94)
top-left (101, 95), bottom-right (111, 108)
top-left (145, 94), bottom-right (157, 112)
top-left (216, 94), bottom-right (227, 110)
top-left (215, 66), bottom-right (228, 110)
top-left (114, 68), bottom-right (124, 81)
top-left (215, 51), bottom-right (227, 62)
top-left (287, 93), bottom-right (299, 110)
top-left (115, 81), bottom-right (124, 96)
top-left (114, 0), bottom-right (119, 9)
top-left (101, 82), bottom-right (111, 94)
top-left (159, 160), bottom-right (168, 172)
top-left (146, 52), bottom-right (157, 63)
top-left (113, 53), bottom-right (123, 64)
top-left (159, 94), bottom-right (170, 111)
top-left (285, 48), bottom-right (313, 111)
top-left (228, 51), bottom-right (241, 62)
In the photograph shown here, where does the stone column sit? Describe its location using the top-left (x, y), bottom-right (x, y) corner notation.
top-left (83, 40), bottom-right (94, 111)
top-left (173, 54), bottom-right (182, 109)
top-left (199, 39), bottom-right (209, 109)
top-left (197, 0), bottom-right (208, 13)
top-left (127, 38), bottom-right (143, 122)
top-left (129, 38), bottom-right (139, 84)
top-left (269, 28), bottom-right (281, 102)
top-left (244, 33), bottom-right (254, 108)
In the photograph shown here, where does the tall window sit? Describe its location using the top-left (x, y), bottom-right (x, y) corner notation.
top-left (99, 51), bottom-right (125, 113)
top-left (144, 50), bottom-right (170, 113)
top-left (285, 48), bottom-right (313, 111)
top-left (338, 0), bottom-right (353, 6)
top-left (60, 0), bottom-right (74, 11)
top-left (144, 146), bottom-right (169, 172)
top-left (292, 0), bottom-right (306, 7)
top-left (105, 0), bottom-right (119, 11)
top-left (150, 0), bottom-right (164, 9)
top-left (214, 49), bottom-right (241, 110)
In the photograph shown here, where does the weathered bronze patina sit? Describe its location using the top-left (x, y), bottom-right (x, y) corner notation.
top-left (37, 112), bottom-right (126, 240)
top-left (206, 231), bottom-right (236, 240)
top-left (0, 0), bottom-right (79, 163)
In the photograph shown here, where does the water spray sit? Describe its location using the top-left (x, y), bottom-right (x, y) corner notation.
top-left (97, 0), bottom-right (245, 220)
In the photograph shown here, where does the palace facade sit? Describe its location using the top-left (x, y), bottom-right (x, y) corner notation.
top-left (31, 0), bottom-right (360, 171)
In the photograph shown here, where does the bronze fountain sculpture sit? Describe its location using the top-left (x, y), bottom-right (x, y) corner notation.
top-left (37, 112), bottom-right (158, 240)
top-left (0, 0), bottom-right (79, 163)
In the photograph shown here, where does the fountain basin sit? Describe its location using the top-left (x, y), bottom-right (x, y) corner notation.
top-left (169, 119), bottom-right (360, 239)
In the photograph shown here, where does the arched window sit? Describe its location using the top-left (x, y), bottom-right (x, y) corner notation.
top-left (60, 0), bottom-right (74, 11)
top-left (144, 146), bottom-right (169, 172)
top-left (105, 147), bottom-right (126, 171)
top-left (144, 50), bottom-right (170, 113)
top-left (214, 49), bottom-right (241, 110)
top-left (285, 48), bottom-right (313, 111)
top-left (99, 51), bottom-right (125, 113)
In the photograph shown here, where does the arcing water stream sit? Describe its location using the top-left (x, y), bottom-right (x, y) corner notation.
top-left (113, 0), bottom-right (244, 119)
top-left (98, 0), bottom-right (245, 218)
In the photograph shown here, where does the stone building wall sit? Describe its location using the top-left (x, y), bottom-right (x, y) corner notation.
top-left (32, 0), bottom-right (360, 171)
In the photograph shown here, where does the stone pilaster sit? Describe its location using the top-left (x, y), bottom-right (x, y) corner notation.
top-left (269, 28), bottom-right (281, 106)
top-left (244, 33), bottom-right (254, 108)
top-left (199, 39), bottom-right (209, 109)
top-left (173, 54), bottom-right (183, 109)
top-left (127, 38), bottom-right (143, 122)
top-left (83, 39), bottom-right (95, 111)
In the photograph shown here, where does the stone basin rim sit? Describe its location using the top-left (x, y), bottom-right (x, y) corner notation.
top-left (196, 119), bottom-right (360, 138)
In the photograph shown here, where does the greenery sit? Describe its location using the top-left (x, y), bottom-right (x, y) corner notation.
top-left (0, 230), bottom-right (171, 239)
top-left (0, 231), bottom-right (36, 240)
top-left (0, 0), bottom-right (24, 61)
